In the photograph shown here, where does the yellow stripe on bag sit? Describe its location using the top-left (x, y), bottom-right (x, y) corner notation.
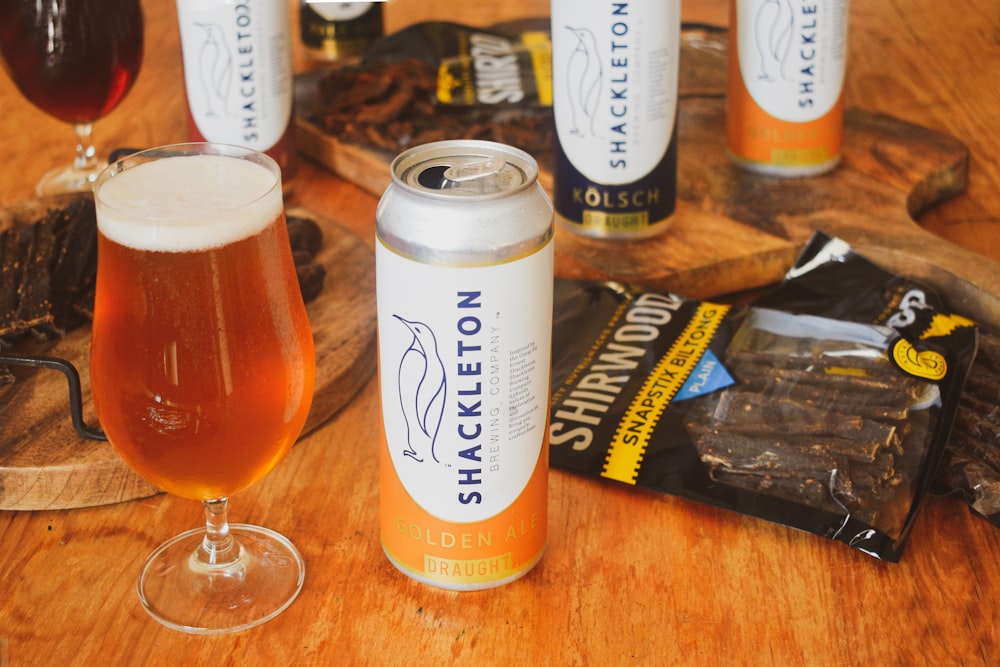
top-left (522, 31), bottom-right (552, 106)
top-left (602, 302), bottom-right (730, 484)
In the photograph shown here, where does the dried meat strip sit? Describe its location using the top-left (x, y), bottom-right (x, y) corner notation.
top-left (954, 391), bottom-right (1000, 452)
top-left (699, 387), bottom-right (900, 455)
top-left (306, 59), bottom-right (554, 160)
top-left (939, 454), bottom-right (1000, 517)
top-left (727, 345), bottom-right (897, 373)
top-left (2, 201), bottom-right (325, 350)
top-left (2, 206), bottom-right (65, 341)
top-left (285, 215), bottom-right (325, 304)
top-left (935, 328), bottom-right (1000, 523)
top-left (948, 424), bottom-right (1000, 472)
top-left (730, 377), bottom-right (911, 423)
top-left (44, 197), bottom-right (98, 334)
top-left (696, 431), bottom-right (840, 481)
top-left (963, 364), bottom-right (1000, 405)
top-left (703, 427), bottom-right (886, 466)
top-left (728, 356), bottom-right (925, 403)
top-left (286, 214), bottom-right (323, 256)
top-left (975, 329), bottom-right (1000, 375)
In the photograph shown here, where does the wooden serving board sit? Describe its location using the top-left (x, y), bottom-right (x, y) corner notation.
top-left (0, 206), bottom-right (376, 511)
top-left (295, 27), bottom-right (1000, 331)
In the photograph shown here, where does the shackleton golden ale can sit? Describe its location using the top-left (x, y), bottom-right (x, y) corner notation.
top-left (375, 140), bottom-right (554, 590)
top-left (550, 0), bottom-right (681, 238)
top-left (725, 0), bottom-right (849, 176)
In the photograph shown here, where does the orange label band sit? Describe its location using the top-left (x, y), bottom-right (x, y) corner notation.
top-left (379, 410), bottom-right (548, 589)
top-left (725, 90), bottom-right (844, 169)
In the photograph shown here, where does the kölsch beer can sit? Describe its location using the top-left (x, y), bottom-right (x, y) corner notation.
top-left (299, 1), bottom-right (384, 62)
top-left (550, 0), bottom-right (681, 238)
top-left (375, 140), bottom-right (553, 590)
top-left (725, 0), bottom-right (849, 176)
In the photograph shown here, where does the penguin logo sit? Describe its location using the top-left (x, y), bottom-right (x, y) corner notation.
top-left (192, 22), bottom-right (233, 117)
top-left (753, 0), bottom-right (794, 81)
top-left (563, 26), bottom-right (602, 137)
top-left (394, 315), bottom-right (447, 464)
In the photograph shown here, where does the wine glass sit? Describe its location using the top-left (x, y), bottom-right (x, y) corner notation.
top-left (0, 0), bottom-right (143, 196)
top-left (89, 143), bottom-right (316, 634)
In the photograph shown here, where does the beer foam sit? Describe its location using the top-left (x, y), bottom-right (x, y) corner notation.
top-left (96, 154), bottom-right (283, 252)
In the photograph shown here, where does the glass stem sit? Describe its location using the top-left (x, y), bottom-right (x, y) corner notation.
top-left (72, 122), bottom-right (98, 173)
top-left (196, 498), bottom-right (240, 567)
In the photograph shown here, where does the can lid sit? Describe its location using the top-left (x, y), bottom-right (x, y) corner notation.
top-left (392, 140), bottom-right (537, 199)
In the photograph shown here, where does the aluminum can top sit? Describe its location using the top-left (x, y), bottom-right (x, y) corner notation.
top-left (391, 140), bottom-right (536, 200)
top-left (378, 140), bottom-right (552, 266)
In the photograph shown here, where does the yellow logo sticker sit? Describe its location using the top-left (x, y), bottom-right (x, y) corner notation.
top-left (890, 339), bottom-right (947, 382)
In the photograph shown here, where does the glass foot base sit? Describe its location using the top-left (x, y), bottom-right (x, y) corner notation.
top-left (137, 523), bottom-right (305, 635)
top-left (35, 161), bottom-right (107, 197)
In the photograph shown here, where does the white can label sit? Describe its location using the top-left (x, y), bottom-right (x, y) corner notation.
top-left (176, 0), bottom-right (292, 151)
top-left (376, 240), bottom-right (553, 523)
top-left (550, 1), bottom-right (680, 185)
top-left (736, 0), bottom-right (849, 122)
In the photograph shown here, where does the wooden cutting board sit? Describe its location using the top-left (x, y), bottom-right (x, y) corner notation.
top-left (295, 27), bottom-right (1000, 331)
top-left (0, 206), bottom-right (376, 511)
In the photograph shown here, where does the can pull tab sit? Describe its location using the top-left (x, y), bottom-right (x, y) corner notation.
top-left (413, 157), bottom-right (513, 192)
top-left (443, 158), bottom-right (502, 183)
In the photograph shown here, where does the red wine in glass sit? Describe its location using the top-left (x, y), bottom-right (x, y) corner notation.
top-left (0, 0), bottom-right (143, 196)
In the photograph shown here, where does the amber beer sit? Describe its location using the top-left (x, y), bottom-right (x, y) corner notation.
top-left (90, 145), bottom-right (315, 501)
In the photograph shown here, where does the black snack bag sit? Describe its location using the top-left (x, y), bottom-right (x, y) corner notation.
top-left (758, 232), bottom-right (999, 528)
top-left (361, 19), bottom-right (552, 107)
top-left (935, 333), bottom-right (1000, 526)
top-left (550, 236), bottom-right (977, 561)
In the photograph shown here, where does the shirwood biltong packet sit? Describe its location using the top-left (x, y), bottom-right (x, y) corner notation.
top-left (549, 234), bottom-right (977, 561)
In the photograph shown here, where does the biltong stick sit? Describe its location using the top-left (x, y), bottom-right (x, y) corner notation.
top-left (954, 395), bottom-right (1000, 450)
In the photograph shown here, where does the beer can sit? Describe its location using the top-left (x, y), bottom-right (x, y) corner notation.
top-left (725, 0), bottom-right (849, 177)
top-left (175, 0), bottom-right (298, 186)
top-left (376, 140), bottom-right (553, 590)
top-left (299, 1), bottom-right (384, 62)
top-left (550, 0), bottom-right (681, 238)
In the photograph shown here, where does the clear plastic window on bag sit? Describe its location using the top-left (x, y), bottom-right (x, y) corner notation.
top-left (684, 308), bottom-right (941, 541)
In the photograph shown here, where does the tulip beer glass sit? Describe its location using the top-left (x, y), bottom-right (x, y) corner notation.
top-left (90, 143), bottom-right (315, 634)
top-left (0, 0), bottom-right (144, 195)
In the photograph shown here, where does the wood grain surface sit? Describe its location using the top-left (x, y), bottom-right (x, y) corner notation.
top-left (2, 1), bottom-right (1000, 665)
top-left (296, 29), bottom-right (1000, 330)
top-left (0, 203), bottom-right (376, 510)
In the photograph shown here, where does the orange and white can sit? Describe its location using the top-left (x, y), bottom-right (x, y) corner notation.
top-left (725, 0), bottom-right (849, 177)
top-left (375, 141), bottom-right (553, 590)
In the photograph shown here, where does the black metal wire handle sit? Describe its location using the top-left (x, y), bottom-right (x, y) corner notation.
top-left (0, 352), bottom-right (107, 441)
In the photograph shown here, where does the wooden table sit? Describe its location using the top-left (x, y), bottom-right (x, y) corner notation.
top-left (2, 1), bottom-right (999, 664)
